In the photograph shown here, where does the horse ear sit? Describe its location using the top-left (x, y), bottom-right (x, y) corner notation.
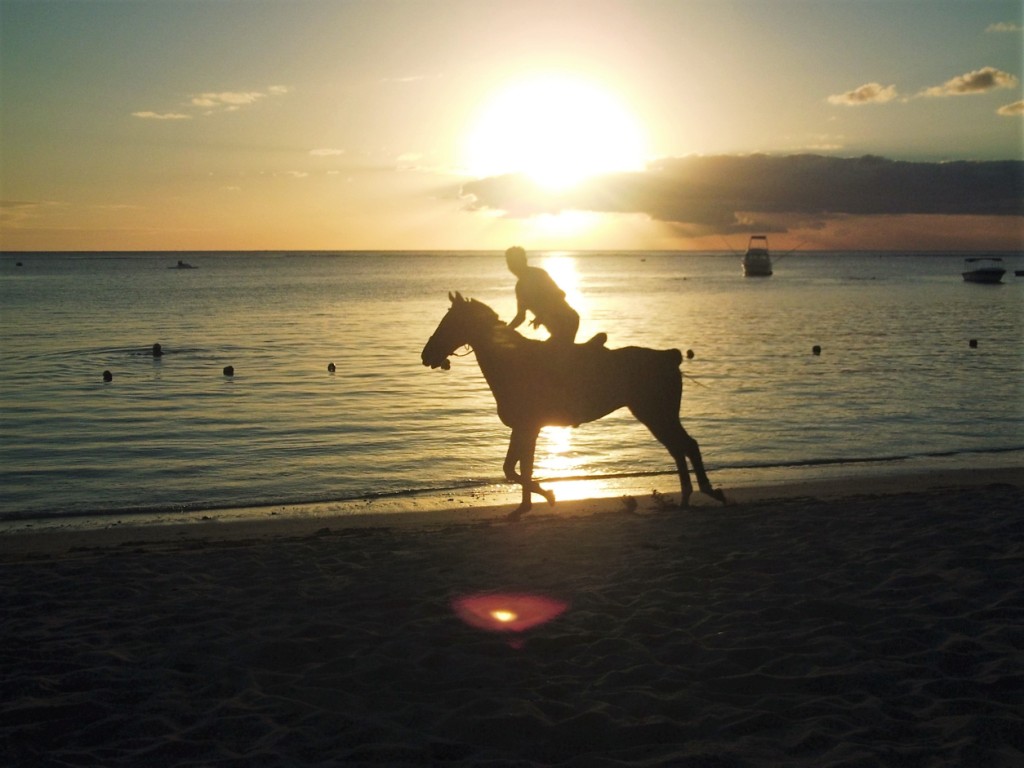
top-left (454, 291), bottom-right (465, 303)
top-left (448, 291), bottom-right (456, 303)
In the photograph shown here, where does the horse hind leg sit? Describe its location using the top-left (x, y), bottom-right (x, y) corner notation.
top-left (503, 429), bottom-right (555, 521)
top-left (678, 425), bottom-right (727, 505)
top-left (631, 409), bottom-right (725, 508)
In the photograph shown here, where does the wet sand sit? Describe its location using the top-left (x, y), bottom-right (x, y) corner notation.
top-left (2, 468), bottom-right (1022, 766)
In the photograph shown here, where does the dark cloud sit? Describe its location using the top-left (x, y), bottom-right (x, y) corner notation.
top-left (460, 154), bottom-right (1024, 235)
top-left (920, 67), bottom-right (1018, 97)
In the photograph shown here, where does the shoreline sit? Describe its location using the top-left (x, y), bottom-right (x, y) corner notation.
top-left (2, 465), bottom-right (1020, 563)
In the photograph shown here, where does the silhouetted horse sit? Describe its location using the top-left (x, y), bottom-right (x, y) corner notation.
top-left (422, 292), bottom-right (726, 519)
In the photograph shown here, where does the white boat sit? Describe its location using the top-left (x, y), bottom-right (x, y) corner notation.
top-left (961, 257), bottom-right (1005, 284)
top-left (742, 235), bottom-right (772, 277)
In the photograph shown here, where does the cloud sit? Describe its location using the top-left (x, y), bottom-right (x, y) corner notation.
top-left (133, 85), bottom-right (289, 119)
top-left (827, 83), bottom-right (899, 106)
top-left (190, 91), bottom-right (266, 108)
top-left (0, 199), bottom-right (61, 227)
top-left (829, 68), bottom-right (1020, 107)
top-left (460, 154), bottom-right (1024, 235)
top-left (310, 148), bottom-right (345, 156)
top-left (132, 111), bottom-right (191, 120)
top-left (920, 67), bottom-right (1019, 97)
top-left (997, 100), bottom-right (1024, 116)
top-left (986, 22), bottom-right (1023, 33)
top-left (396, 152), bottom-right (424, 170)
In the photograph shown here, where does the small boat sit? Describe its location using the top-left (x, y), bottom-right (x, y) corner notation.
top-left (961, 257), bottom-right (1005, 284)
top-left (742, 235), bottom-right (773, 277)
top-left (170, 259), bottom-right (197, 270)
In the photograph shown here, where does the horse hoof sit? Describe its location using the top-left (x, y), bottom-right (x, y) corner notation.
top-left (542, 490), bottom-right (556, 506)
top-left (507, 505), bottom-right (530, 522)
top-left (708, 488), bottom-right (727, 504)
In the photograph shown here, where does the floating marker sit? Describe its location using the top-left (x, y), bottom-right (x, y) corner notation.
top-left (103, 370), bottom-right (113, 382)
top-left (812, 345), bottom-right (821, 356)
top-left (327, 362), bottom-right (336, 373)
top-left (223, 365), bottom-right (234, 377)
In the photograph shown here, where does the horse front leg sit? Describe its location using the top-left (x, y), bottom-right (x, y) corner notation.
top-left (503, 428), bottom-right (555, 521)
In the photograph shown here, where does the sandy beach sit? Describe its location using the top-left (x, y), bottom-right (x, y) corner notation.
top-left (2, 468), bottom-right (1022, 767)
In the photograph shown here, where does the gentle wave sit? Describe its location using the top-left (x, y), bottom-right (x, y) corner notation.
top-left (2, 446), bottom-right (1021, 523)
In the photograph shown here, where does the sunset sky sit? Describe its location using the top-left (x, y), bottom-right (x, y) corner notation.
top-left (1, 0), bottom-right (1021, 252)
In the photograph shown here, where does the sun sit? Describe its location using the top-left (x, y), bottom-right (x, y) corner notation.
top-left (463, 73), bottom-right (648, 191)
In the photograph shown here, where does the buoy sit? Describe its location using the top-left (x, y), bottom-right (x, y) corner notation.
top-left (969, 339), bottom-right (978, 348)
top-left (327, 362), bottom-right (336, 373)
top-left (686, 349), bottom-right (694, 360)
top-left (223, 365), bottom-right (234, 376)
top-left (812, 345), bottom-right (821, 356)
top-left (103, 370), bottom-right (113, 382)
top-left (152, 343), bottom-right (163, 357)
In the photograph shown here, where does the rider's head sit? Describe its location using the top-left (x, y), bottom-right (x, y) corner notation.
top-left (505, 246), bottom-right (527, 274)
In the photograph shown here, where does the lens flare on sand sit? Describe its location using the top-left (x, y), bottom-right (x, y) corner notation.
top-left (451, 593), bottom-right (569, 635)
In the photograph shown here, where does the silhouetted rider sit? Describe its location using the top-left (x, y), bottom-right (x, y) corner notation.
top-left (505, 246), bottom-right (580, 344)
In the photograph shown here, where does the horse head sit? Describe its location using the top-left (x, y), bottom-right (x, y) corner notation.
top-left (422, 292), bottom-right (498, 370)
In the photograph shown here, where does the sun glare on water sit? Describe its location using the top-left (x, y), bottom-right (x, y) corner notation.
top-left (464, 74), bottom-right (648, 191)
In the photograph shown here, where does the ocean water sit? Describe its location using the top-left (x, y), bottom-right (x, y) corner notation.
top-left (1, 250), bottom-right (1022, 522)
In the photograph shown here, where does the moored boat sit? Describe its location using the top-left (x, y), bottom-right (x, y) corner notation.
top-left (742, 235), bottom-right (772, 277)
top-left (170, 259), bottom-right (197, 269)
top-left (961, 257), bottom-right (1004, 284)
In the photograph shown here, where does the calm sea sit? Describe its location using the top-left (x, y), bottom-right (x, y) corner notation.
top-left (1, 251), bottom-right (1021, 523)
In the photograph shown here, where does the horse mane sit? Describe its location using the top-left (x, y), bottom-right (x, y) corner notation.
top-left (455, 295), bottom-right (517, 336)
top-left (466, 297), bottom-right (500, 322)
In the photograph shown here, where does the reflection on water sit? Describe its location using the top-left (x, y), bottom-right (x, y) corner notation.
top-left (539, 477), bottom-right (618, 504)
top-left (536, 426), bottom-right (578, 475)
